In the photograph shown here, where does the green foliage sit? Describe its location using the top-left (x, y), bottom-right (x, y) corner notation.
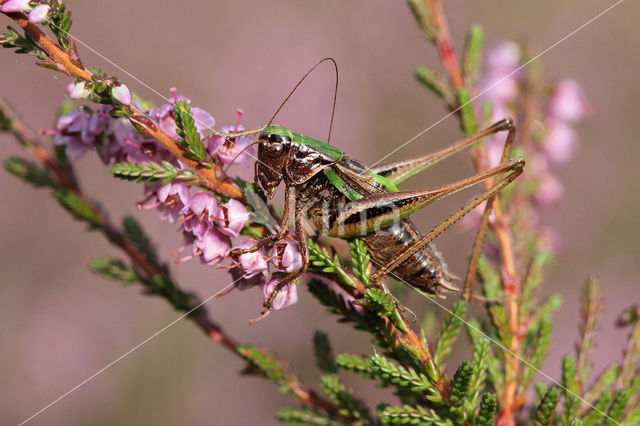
top-left (414, 66), bottom-right (455, 106)
top-left (89, 257), bottom-right (137, 285)
top-left (449, 361), bottom-right (473, 423)
top-left (433, 300), bottom-right (467, 365)
top-left (4, 157), bottom-right (55, 187)
top-left (377, 404), bottom-right (449, 426)
top-left (535, 386), bottom-right (561, 425)
top-left (237, 345), bottom-right (286, 383)
top-left (319, 374), bottom-right (370, 422)
top-left (368, 354), bottom-right (434, 394)
top-left (308, 240), bottom-right (356, 287)
top-left (465, 338), bottom-right (489, 414)
top-left (463, 24), bottom-right (483, 84)
top-left (55, 189), bottom-right (102, 228)
top-left (173, 100), bottom-right (211, 167)
top-left (521, 317), bottom-right (553, 392)
top-left (561, 355), bottom-right (580, 422)
top-left (360, 289), bottom-right (408, 333)
top-left (476, 393), bottom-right (497, 426)
top-left (122, 216), bottom-right (161, 270)
top-left (349, 239), bottom-right (371, 287)
top-left (275, 407), bottom-right (336, 425)
top-left (605, 389), bottom-right (630, 425)
top-left (456, 89), bottom-right (477, 135)
top-left (582, 390), bottom-right (611, 425)
top-left (110, 161), bottom-right (197, 185)
top-left (48, 1), bottom-right (72, 50)
top-left (361, 289), bottom-right (395, 317)
top-left (335, 353), bottom-right (372, 377)
top-left (144, 274), bottom-right (196, 312)
top-left (0, 26), bottom-right (47, 59)
top-left (313, 331), bottom-right (337, 374)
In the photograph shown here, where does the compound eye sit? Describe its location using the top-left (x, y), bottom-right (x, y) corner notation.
top-left (268, 133), bottom-right (291, 143)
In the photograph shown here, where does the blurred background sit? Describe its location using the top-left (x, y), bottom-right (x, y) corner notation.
top-left (1, 0), bottom-right (638, 424)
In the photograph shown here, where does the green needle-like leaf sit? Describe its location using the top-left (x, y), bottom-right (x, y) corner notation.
top-left (313, 331), bottom-right (337, 374)
top-left (434, 300), bottom-right (467, 365)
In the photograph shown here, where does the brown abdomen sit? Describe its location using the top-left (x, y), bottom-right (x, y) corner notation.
top-left (361, 218), bottom-right (458, 295)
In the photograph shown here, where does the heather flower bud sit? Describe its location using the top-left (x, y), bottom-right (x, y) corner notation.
top-left (28, 4), bottom-right (49, 23)
top-left (69, 82), bottom-right (91, 100)
top-left (263, 277), bottom-right (298, 311)
top-left (111, 83), bottom-right (132, 106)
top-left (0, 0), bottom-right (32, 13)
top-left (270, 240), bottom-right (302, 273)
top-left (216, 199), bottom-right (249, 237)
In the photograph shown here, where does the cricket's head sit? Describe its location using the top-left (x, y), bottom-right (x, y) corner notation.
top-left (256, 126), bottom-right (293, 198)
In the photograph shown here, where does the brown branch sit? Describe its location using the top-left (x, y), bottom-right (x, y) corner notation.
top-left (4, 11), bottom-right (244, 201)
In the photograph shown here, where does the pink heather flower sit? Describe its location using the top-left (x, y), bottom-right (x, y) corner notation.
top-left (263, 277), bottom-right (298, 311)
top-left (28, 4), bottom-right (50, 23)
top-left (139, 182), bottom-right (190, 223)
top-left (0, 0), bottom-right (32, 13)
top-left (193, 229), bottom-right (229, 265)
top-left (548, 79), bottom-right (592, 123)
top-left (542, 119), bottom-right (578, 165)
top-left (533, 173), bottom-right (564, 207)
top-left (111, 83), bottom-right (132, 106)
top-left (270, 240), bottom-right (302, 273)
top-left (480, 41), bottom-right (522, 107)
top-left (207, 125), bottom-right (255, 167)
top-left (216, 199), bottom-right (249, 238)
top-left (69, 82), bottom-right (91, 100)
top-left (235, 240), bottom-right (269, 278)
top-left (181, 191), bottom-right (218, 240)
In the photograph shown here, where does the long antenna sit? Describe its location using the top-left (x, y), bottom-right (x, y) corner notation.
top-left (267, 57), bottom-right (339, 143)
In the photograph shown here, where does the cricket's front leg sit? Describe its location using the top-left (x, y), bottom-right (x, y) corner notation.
top-left (230, 186), bottom-right (296, 258)
top-left (262, 203), bottom-right (310, 314)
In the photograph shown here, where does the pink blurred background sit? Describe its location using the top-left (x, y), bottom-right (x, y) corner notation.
top-left (1, 1), bottom-right (638, 424)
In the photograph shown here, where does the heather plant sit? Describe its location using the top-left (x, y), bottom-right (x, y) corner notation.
top-left (1, 1), bottom-right (638, 425)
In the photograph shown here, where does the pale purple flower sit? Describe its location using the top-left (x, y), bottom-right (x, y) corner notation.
top-left (28, 4), bottom-right (50, 23)
top-left (548, 79), bottom-right (592, 123)
top-left (69, 81), bottom-right (91, 100)
top-left (181, 191), bottom-right (218, 240)
top-left (216, 199), bottom-right (249, 237)
top-left (51, 110), bottom-right (95, 159)
top-left (234, 240), bottom-right (269, 278)
top-left (263, 277), bottom-right (298, 311)
top-left (111, 83), bottom-right (131, 106)
top-left (542, 119), bottom-right (578, 165)
top-left (193, 229), bottom-right (229, 265)
top-left (0, 0), bottom-right (32, 13)
top-left (207, 125), bottom-right (255, 167)
top-left (533, 173), bottom-right (564, 207)
top-left (479, 41), bottom-right (522, 108)
top-left (270, 240), bottom-right (302, 273)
